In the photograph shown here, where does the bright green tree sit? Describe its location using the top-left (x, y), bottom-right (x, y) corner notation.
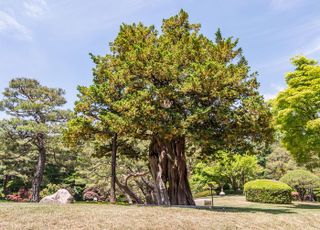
top-left (272, 56), bottom-right (320, 167)
top-left (191, 152), bottom-right (262, 192)
top-left (73, 10), bottom-right (272, 205)
top-left (0, 78), bottom-right (71, 202)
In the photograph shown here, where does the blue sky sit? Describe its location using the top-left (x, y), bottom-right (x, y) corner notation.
top-left (0, 0), bottom-right (320, 117)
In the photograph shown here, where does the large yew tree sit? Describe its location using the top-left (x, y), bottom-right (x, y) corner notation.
top-left (0, 78), bottom-right (70, 201)
top-left (75, 10), bottom-right (272, 205)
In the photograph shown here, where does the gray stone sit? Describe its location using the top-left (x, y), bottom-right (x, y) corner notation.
top-left (195, 198), bottom-right (212, 206)
top-left (40, 189), bottom-right (73, 204)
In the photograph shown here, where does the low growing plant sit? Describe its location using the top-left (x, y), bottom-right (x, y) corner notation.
top-left (40, 183), bottom-right (61, 198)
top-left (244, 179), bottom-right (292, 204)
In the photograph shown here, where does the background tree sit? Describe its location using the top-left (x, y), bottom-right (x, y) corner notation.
top-left (0, 119), bottom-right (34, 195)
top-left (272, 56), bottom-right (320, 168)
top-left (0, 78), bottom-right (70, 201)
top-left (280, 169), bottom-right (320, 201)
top-left (79, 10), bottom-right (272, 205)
top-left (265, 145), bottom-right (297, 180)
top-left (190, 152), bottom-right (262, 193)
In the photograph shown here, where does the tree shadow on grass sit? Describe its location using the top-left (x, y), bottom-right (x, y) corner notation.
top-left (289, 203), bottom-right (320, 210)
top-left (144, 202), bottom-right (320, 214)
top-left (198, 205), bottom-right (296, 214)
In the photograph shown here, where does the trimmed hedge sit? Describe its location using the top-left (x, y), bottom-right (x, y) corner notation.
top-left (244, 179), bottom-right (292, 204)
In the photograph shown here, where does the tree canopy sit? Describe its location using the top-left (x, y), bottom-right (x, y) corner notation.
top-left (85, 10), bottom-right (272, 151)
top-left (272, 56), bottom-right (320, 167)
top-left (69, 10), bottom-right (272, 205)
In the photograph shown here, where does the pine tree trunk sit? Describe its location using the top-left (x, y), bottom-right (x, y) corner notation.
top-left (149, 136), bottom-right (195, 205)
top-left (31, 146), bottom-right (46, 202)
top-left (110, 133), bottom-right (117, 204)
top-left (3, 175), bottom-right (10, 195)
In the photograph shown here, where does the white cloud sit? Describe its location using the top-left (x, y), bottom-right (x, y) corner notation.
top-left (263, 84), bottom-right (285, 100)
top-left (0, 0), bottom-right (47, 41)
top-left (263, 93), bottom-right (277, 100)
top-left (0, 11), bottom-right (32, 40)
top-left (23, 0), bottom-right (48, 18)
top-left (271, 83), bottom-right (285, 91)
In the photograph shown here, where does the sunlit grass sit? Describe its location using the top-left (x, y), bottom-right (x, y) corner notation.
top-left (0, 196), bottom-right (319, 229)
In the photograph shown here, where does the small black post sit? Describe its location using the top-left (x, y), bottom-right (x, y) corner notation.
top-left (209, 184), bottom-right (214, 208)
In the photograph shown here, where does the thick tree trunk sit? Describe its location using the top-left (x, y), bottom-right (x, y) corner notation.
top-left (31, 147), bottom-right (46, 202)
top-left (149, 136), bottom-right (195, 205)
top-left (109, 133), bottom-right (117, 204)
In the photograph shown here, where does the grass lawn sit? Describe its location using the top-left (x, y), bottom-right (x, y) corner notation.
top-left (0, 195), bottom-right (320, 230)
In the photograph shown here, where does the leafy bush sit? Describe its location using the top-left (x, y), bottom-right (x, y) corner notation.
top-left (291, 191), bottom-right (299, 201)
top-left (40, 183), bottom-right (61, 198)
top-left (83, 187), bottom-right (105, 201)
top-left (6, 187), bottom-right (31, 202)
top-left (244, 179), bottom-right (292, 204)
top-left (0, 187), bottom-right (4, 199)
top-left (193, 190), bottom-right (215, 198)
top-left (314, 188), bottom-right (320, 202)
top-left (280, 170), bottom-right (320, 201)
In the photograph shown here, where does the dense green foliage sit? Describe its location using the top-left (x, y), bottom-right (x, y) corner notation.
top-left (81, 10), bottom-right (273, 152)
top-left (314, 188), bottom-right (320, 201)
top-left (244, 179), bottom-right (292, 204)
top-left (191, 152), bottom-right (262, 192)
top-left (66, 10), bottom-right (272, 205)
top-left (272, 56), bottom-right (320, 167)
top-left (265, 145), bottom-right (297, 180)
top-left (280, 169), bottom-right (320, 201)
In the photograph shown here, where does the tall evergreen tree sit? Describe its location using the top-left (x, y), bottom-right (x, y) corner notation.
top-left (0, 78), bottom-right (70, 201)
top-left (72, 10), bottom-right (272, 205)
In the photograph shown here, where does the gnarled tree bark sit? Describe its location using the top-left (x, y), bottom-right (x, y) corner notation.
top-left (31, 145), bottom-right (46, 202)
top-left (149, 136), bottom-right (195, 205)
top-left (115, 176), bottom-right (144, 204)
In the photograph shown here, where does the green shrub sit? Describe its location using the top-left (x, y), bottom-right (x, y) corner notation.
top-left (193, 190), bottom-right (214, 198)
top-left (244, 179), bottom-right (292, 204)
top-left (40, 183), bottom-right (61, 198)
top-left (280, 170), bottom-right (320, 201)
top-left (0, 187), bottom-right (4, 199)
top-left (314, 188), bottom-right (320, 202)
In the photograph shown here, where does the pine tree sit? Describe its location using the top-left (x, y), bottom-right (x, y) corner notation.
top-left (0, 78), bottom-right (71, 201)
